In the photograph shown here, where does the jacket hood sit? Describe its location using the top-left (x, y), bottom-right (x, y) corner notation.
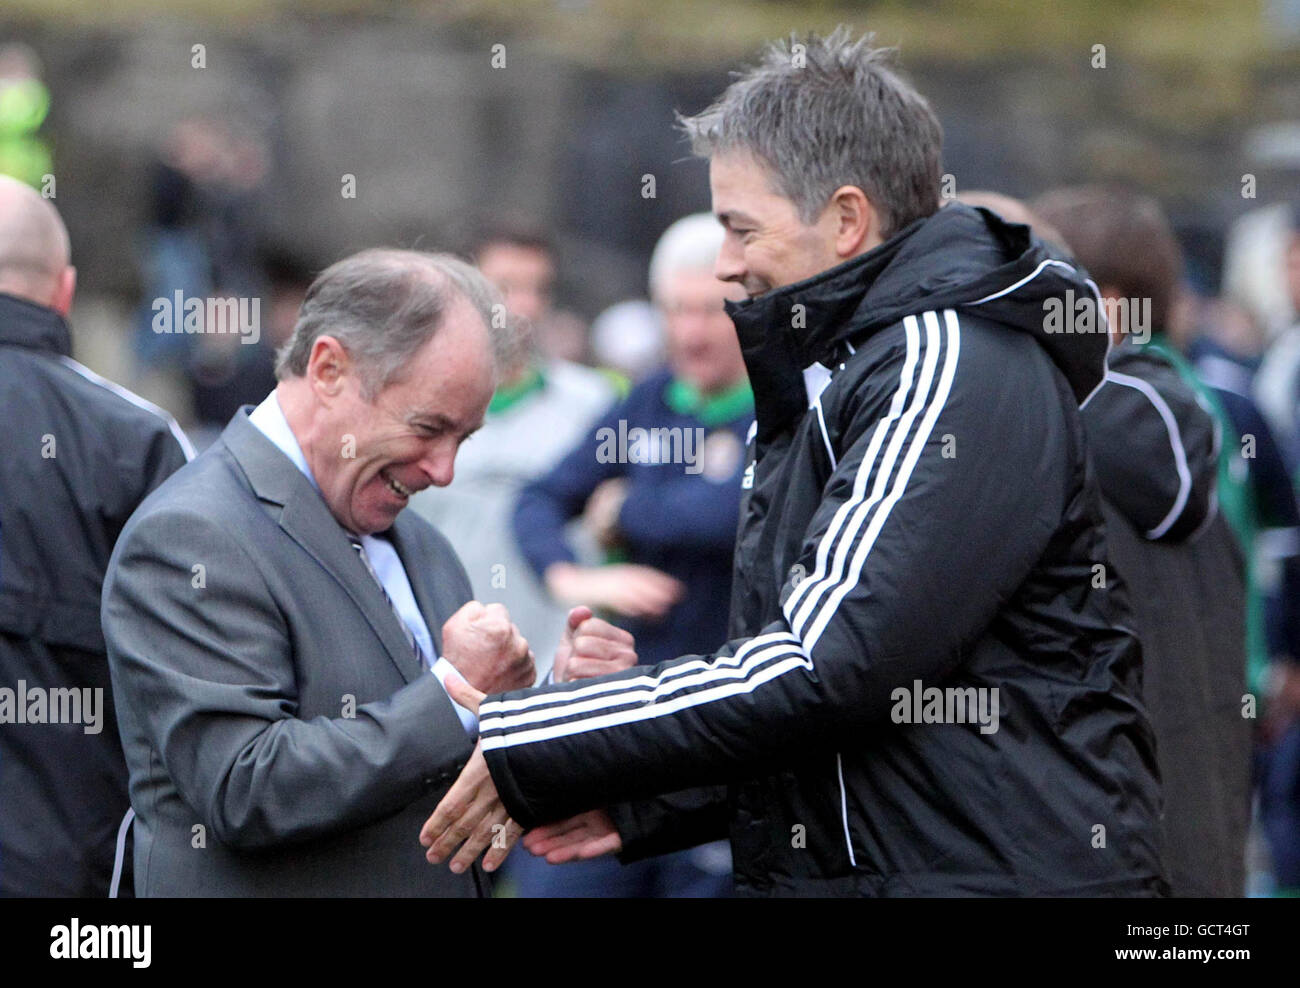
top-left (726, 203), bottom-right (1108, 439)
top-left (1083, 340), bottom-right (1219, 542)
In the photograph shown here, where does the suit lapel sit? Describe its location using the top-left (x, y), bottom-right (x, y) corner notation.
top-left (278, 497), bottom-right (424, 683)
top-left (222, 407), bottom-right (422, 684)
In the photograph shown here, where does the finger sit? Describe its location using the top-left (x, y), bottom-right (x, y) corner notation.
top-left (419, 782), bottom-right (469, 847)
top-left (427, 786), bottom-right (497, 865)
top-left (567, 606), bottom-right (594, 634)
top-left (482, 817), bottom-right (525, 872)
top-left (557, 832), bottom-right (623, 863)
top-left (607, 586), bottom-right (669, 616)
top-left (451, 600), bottom-right (486, 621)
top-left (571, 635), bottom-right (628, 662)
top-left (448, 804), bottom-right (511, 874)
top-left (642, 574), bottom-right (687, 600)
top-left (577, 617), bottom-right (633, 645)
top-left (574, 832), bottom-right (624, 860)
top-left (617, 593), bottom-right (671, 618)
top-left (544, 831), bottom-right (622, 864)
top-left (511, 627), bottom-right (530, 660)
top-left (523, 815), bottom-right (589, 849)
top-left (624, 576), bottom-right (683, 607)
top-left (528, 826), bottom-right (592, 857)
top-left (565, 656), bottom-right (634, 680)
top-left (422, 785), bottom-right (487, 860)
top-left (444, 672), bottom-right (486, 713)
top-left (510, 649), bottom-right (537, 689)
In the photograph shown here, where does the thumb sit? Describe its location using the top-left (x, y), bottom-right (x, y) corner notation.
top-left (445, 671), bottom-right (487, 713)
top-left (566, 605), bottom-right (594, 638)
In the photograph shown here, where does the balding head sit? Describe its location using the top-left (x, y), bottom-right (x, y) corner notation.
top-left (954, 190), bottom-right (1068, 251)
top-left (0, 175), bottom-right (75, 314)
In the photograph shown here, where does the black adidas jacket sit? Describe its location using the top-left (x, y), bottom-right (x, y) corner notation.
top-left (480, 205), bottom-right (1167, 896)
top-left (0, 292), bottom-right (192, 895)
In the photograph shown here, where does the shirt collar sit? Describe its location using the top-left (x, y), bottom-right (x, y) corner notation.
top-left (247, 391), bottom-right (321, 493)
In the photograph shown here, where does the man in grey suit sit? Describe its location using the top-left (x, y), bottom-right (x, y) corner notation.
top-left (102, 248), bottom-right (633, 896)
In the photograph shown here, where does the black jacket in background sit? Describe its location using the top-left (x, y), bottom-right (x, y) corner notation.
top-left (0, 292), bottom-right (191, 896)
top-left (1083, 341), bottom-right (1250, 896)
top-left (477, 205), bottom-right (1167, 896)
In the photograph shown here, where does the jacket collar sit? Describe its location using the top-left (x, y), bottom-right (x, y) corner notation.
top-left (724, 204), bottom-right (1109, 442)
top-left (0, 291), bottom-right (73, 357)
top-left (724, 218), bottom-right (926, 442)
top-left (219, 407), bottom-right (427, 683)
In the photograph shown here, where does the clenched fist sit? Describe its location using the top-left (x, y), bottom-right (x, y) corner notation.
top-left (441, 601), bottom-right (534, 695)
top-left (552, 605), bottom-right (638, 683)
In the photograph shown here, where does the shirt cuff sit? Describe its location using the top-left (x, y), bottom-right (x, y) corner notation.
top-left (431, 656), bottom-right (478, 736)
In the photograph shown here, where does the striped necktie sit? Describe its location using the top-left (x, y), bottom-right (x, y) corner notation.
top-left (346, 534), bottom-right (428, 669)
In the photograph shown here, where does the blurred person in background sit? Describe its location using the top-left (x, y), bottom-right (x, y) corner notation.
top-left (590, 298), bottom-right (665, 392)
top-left (1245, 205), bottom-right (1300, 469)
top-left (0, 42), bottom-right (52, 189)
top-left (0, 174), bottom-right (193, 896)
top-left (133, 115), bottom-right (269, 372)
top-left (1214, 202), bottom-right (1300, 896)
top-left (1035, 185), bottom-right (1300, 896)
top-left (1022, 186), bottom-right (1252, 896)
top-left (183, 250), bottom-right (312, 450)
top-left (504, 211), bottom-right (751, 897)
top-left (409, 222), bottom-right (614, 684)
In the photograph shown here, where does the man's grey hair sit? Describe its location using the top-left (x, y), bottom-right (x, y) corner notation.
top-left (275, 248), bottom-right (516, 400)
top-left (679, 27), bottom-right (943, 239)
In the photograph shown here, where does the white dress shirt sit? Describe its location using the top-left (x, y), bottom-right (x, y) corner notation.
top-left (247, 393), bottom-right (477, 734)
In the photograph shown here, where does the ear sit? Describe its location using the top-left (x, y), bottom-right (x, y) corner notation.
top-left (1098, 284), bottom-right (1125, 344)
top-left (305, 335), bottom-right (350, 398)
top-left (828, 185), bottom-right (880, 259)
top-left (51, 265), bottom-right (76, 317)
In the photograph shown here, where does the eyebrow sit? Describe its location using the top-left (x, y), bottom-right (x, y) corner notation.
top-left (411, 413), bottom-right (483, 439)
top-left (717, 210), bottom-right (759, 229)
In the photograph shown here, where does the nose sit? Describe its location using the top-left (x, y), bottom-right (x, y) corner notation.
top-left (417, 441), bottom-right (457, 488)
top-left (714, 233), bottom-right (746, 284)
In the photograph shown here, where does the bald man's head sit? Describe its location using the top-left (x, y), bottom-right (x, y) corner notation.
top-left (953, 190), bottom-right (1068, 251)
top-left (0, 175), bottom-right (75, 315)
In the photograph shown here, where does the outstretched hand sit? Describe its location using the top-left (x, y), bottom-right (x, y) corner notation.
top-left (522, 809), bottom-right (622, 863)
top-left (419, 674), bottom-right (521, 873)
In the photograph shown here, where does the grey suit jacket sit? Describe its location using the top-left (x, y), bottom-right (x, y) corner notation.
top-left (102, 407), bottom-right (486, 896)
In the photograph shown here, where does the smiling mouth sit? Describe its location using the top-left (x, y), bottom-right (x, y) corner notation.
top-left (381, 469), bottom-right (415, 500)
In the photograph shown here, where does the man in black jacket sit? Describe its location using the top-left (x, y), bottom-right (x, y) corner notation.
top-left (0, 174), bottom-right (192, 895)
top-left (421, 29), bottom-right (1167, 896)
top-left (1032, 187), bottom-right (1253, 896)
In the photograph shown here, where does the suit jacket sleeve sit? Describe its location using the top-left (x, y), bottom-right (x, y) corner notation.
top-left (103, 506), bottom-right (475, 850)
